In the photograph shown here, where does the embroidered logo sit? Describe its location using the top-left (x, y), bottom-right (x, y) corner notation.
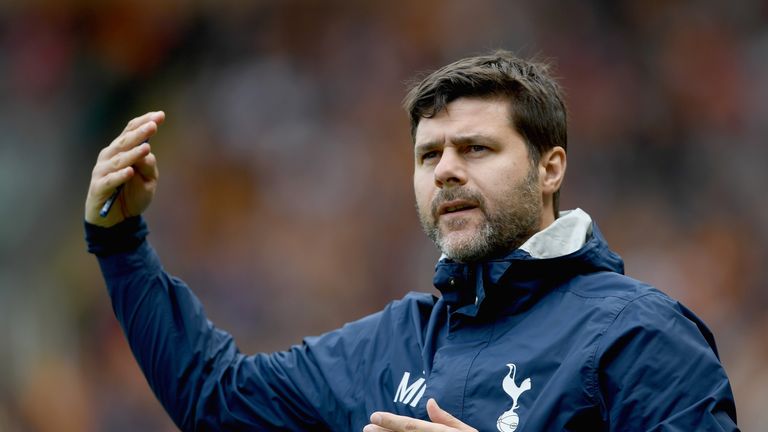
top-left (393, 371), bottom-right (427, 407)
top-left (496, 363), bottom-right (532, 432)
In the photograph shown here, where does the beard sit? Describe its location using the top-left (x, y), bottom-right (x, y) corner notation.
top-left (417, 167), bottom-right (542, 263)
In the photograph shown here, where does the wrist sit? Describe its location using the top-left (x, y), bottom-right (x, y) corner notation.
top-left (84, 216), bottom-right (149, 256)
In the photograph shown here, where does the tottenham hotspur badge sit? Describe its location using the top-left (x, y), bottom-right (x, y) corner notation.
top-left (496, 363), bottom-right (532, 432)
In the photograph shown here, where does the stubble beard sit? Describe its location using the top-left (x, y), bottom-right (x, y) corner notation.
top-left (418, 168), bottom-right (542, 263)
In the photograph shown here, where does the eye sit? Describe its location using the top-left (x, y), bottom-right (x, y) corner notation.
top-left (467, 145), bottom-right (487, 153)
top-left (421, 150), bottom-right (440, 162)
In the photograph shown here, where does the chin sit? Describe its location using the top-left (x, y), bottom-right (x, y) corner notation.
top-left (439, 231), bottom-right (483, 259)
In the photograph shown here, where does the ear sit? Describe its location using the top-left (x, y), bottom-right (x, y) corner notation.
top-left (538, 146), bottom-right (566, 196)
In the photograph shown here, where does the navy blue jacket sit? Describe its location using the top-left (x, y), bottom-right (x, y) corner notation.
top-left (86, 216), bottom-right (738, 431)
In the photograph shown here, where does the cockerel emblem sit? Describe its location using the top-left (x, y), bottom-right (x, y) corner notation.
top-left (496, 363), bottom-right (532, 432)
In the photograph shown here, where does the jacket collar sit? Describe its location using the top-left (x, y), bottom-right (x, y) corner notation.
top-left (433, 209), bottom-right (624, 317)
top-left (518, 208), bottom-right (593, 258)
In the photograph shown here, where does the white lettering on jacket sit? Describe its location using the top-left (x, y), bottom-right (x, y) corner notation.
top-left (393, 371), bottom-right (427, 407)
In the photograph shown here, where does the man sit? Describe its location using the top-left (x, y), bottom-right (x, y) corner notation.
top-left (85, 51), bottom-right (738, 431)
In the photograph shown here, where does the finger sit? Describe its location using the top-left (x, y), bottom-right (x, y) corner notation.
top-left (102, 121), bottom-right (158, 160)
top-left (92, 166), bottom-right (134, 199)
top-left (101, 110), bottom-right (165, 160)
top-left (426, 399), bottom-right (472, 430)
top-left (122, 110), bottom-right (166, 133)
top-left (363, 425), bottom-right (393, 432)
top-left (134, 151), bottom-right (158, 181)
top-left (94, 142), bottom-right (151, 178)
top-left (369, 412), bottom-right (441, 432)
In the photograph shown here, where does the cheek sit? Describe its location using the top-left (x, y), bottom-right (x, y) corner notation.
top-left (473, 175), bottom-right (517, 213)
top-left (414, 190), bottom-right (432, 217)
top-left (413, 174), bottom-right (433, 207)
top-left (486, 160), bottom-right (529, 193)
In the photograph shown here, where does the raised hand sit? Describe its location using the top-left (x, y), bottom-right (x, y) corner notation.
top-left (364, 399), bottom-right (478, 432)
top-left (85, 111), bottom-right (165, 227)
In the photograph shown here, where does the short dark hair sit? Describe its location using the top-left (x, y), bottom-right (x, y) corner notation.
top-left (403, 50), bottom-right (568, 217)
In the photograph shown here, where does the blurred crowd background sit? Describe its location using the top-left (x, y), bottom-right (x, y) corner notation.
top-left (1, 0), bottom-right (766, 430)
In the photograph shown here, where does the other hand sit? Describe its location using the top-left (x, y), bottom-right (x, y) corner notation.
top-left (85, 111), bottom-right (165, 227)
top-left (364, 399), bottom-right (478, 432)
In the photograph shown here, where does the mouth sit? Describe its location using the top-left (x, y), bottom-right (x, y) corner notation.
top-left (437, 200), bottom-right (479, 217)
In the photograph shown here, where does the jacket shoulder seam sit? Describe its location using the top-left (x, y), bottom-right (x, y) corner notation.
top-left (585, 292), bottom-right (662, 411)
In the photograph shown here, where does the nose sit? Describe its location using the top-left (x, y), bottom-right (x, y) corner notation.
top-left (434, 148), bottom-right (467, 188)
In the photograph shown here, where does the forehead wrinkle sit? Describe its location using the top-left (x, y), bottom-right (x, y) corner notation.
top-left (414, 97), bottom-right (513, 148)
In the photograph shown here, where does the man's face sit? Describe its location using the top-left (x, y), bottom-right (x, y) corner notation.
top-left (413, 96), bottom-right (543, 262)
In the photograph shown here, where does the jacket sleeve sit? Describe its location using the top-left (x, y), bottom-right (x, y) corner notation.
top-left (85, 217), bottom-right (376, 431)
top-left (594, 291), bottom-right (739, 431)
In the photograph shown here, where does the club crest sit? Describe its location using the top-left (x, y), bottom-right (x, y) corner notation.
top-left (496, 363), bottom-right (532, 432)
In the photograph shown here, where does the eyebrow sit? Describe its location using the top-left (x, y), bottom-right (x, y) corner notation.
top-left (414, 134), bottom-right (500, 153)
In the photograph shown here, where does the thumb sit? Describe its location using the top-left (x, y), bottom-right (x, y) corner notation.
top-left (426, 398), bottom-right (470, 429)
